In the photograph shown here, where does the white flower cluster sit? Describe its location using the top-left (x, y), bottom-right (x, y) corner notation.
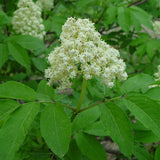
top-left (45, 17), bottom-right (127, 90)
top-left (12, 0), bottom-right (45, 40)
top-left (36, 0), bottom-right (54, 11)
top-left (153, 21), bottom-right (160, 37)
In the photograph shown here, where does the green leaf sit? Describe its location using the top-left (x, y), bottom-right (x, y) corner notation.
top-left (145, 87), bottom-right (160, 101)
top-left (36, 80), bottom-right (55, 101)
top-left (0, 10), bottom-right (11, 25)
top-left (121, 74), bottom-right (154, 94)
top-left (129, 6), bottom-right (152, 29)
top-left (125, 95), bottom-right (160, 138)
top-left (100, 103), bottom-right (133, 157)
top-left (0, 99), bottom-right (20, 121)
top-left (146, 39), bottom-right (159, 59)
top-left (40, 103), bottom-right (71, 158)
top-left (103, 6), bottom-right (117, 28)
top-left (84, 120), bottom-right (107, 136)
top-left (155, 144), bottom-right (160, 160)
top-left (130, 33), bottom-right (150, 46)
top-left (8, 42), bottom-right (30, 69)
top-left (134, 130), bottom-right (160, 143)
top-left (45, 16), bottom-right (66, 35)
top-left (5, 35), bottom-right (46, 51)
top-left (32, 57), bottom-right (48, 72)
top-left (0, 102), bottom-right (39, 160)
top-left (75, 133), bottom-right (107, 160)
top-left (72, 106), bottom-right (100, 133)
top-left (75, 0), bottom-right (94, 8)
top-left (0, 81), bottom-right (37, 101)
top-left (0, 43), bottom-right (8, 69)
top-left (136, 44), bottom-right (146, 57)
top-left (133, 121), bottom-right (160, 143)
top-left (133, 145), bottom-right (152, 160)
top-left (118, 7), bottom-right (131, 32)
top-left (64, 139), bottom-right (82, 160)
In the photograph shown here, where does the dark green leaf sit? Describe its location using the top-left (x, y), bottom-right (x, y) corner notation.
top-left (75, 133), bottom-right (107, 160)
top-left (0, 102), bottom-right (39, 160)
top-left (0, 81), bottom-right (37, 101)
top-left (40, 103), bottom-right (71, 158)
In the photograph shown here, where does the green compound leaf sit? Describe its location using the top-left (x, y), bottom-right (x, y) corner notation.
top-left (0, 43), bottom-right (8, 69)
top-left (8, 42), bottom-right (30, 69)
top-left (125, 94), bottom-right (160, 138)
top-left (40, 103), bottom-right (71, 158)
top-left (75, 132), bottom-right (107, 160)
top-left (0, 99), bottom-right (20, 121)
top-left (100, 103), bottom-right (133, 158)
top-left (0, 102), bottom-right (39, 160)
top-left (0, 81), bottom-right (37, 101)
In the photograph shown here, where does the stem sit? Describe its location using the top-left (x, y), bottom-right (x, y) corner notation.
top-left (78, 95), bottom-right (124, 113)
top-left (76, 78), bottom-right (87, 112)
top-left (38, 101), bottom-right (75, 111)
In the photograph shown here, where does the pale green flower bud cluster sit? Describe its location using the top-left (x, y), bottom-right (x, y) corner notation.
top-left (45, 17), bottom-right (127, 90)
top-left (12, 0), bottom-right (45, 40)
top-left (36, 0), bottom-right (54, 11)
top-left (153, 21), bottom-right (160, 37)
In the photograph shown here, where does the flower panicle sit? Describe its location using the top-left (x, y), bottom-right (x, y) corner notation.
top-left (45, 17), bottom-right (128, 91)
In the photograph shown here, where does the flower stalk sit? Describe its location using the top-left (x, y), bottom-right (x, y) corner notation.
top-left (76, 78), bottom-right (87, 112)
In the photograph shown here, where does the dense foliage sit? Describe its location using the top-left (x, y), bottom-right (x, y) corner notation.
top-left (0, 0), bottom-right (160, 160)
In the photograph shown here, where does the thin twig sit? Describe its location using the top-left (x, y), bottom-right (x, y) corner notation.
top-left (78, 95), bottom-right (125, 113)
top-left (128, 0), bottom-right (149, 7)
top-left (38, 101), bottom-right (75, 111)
